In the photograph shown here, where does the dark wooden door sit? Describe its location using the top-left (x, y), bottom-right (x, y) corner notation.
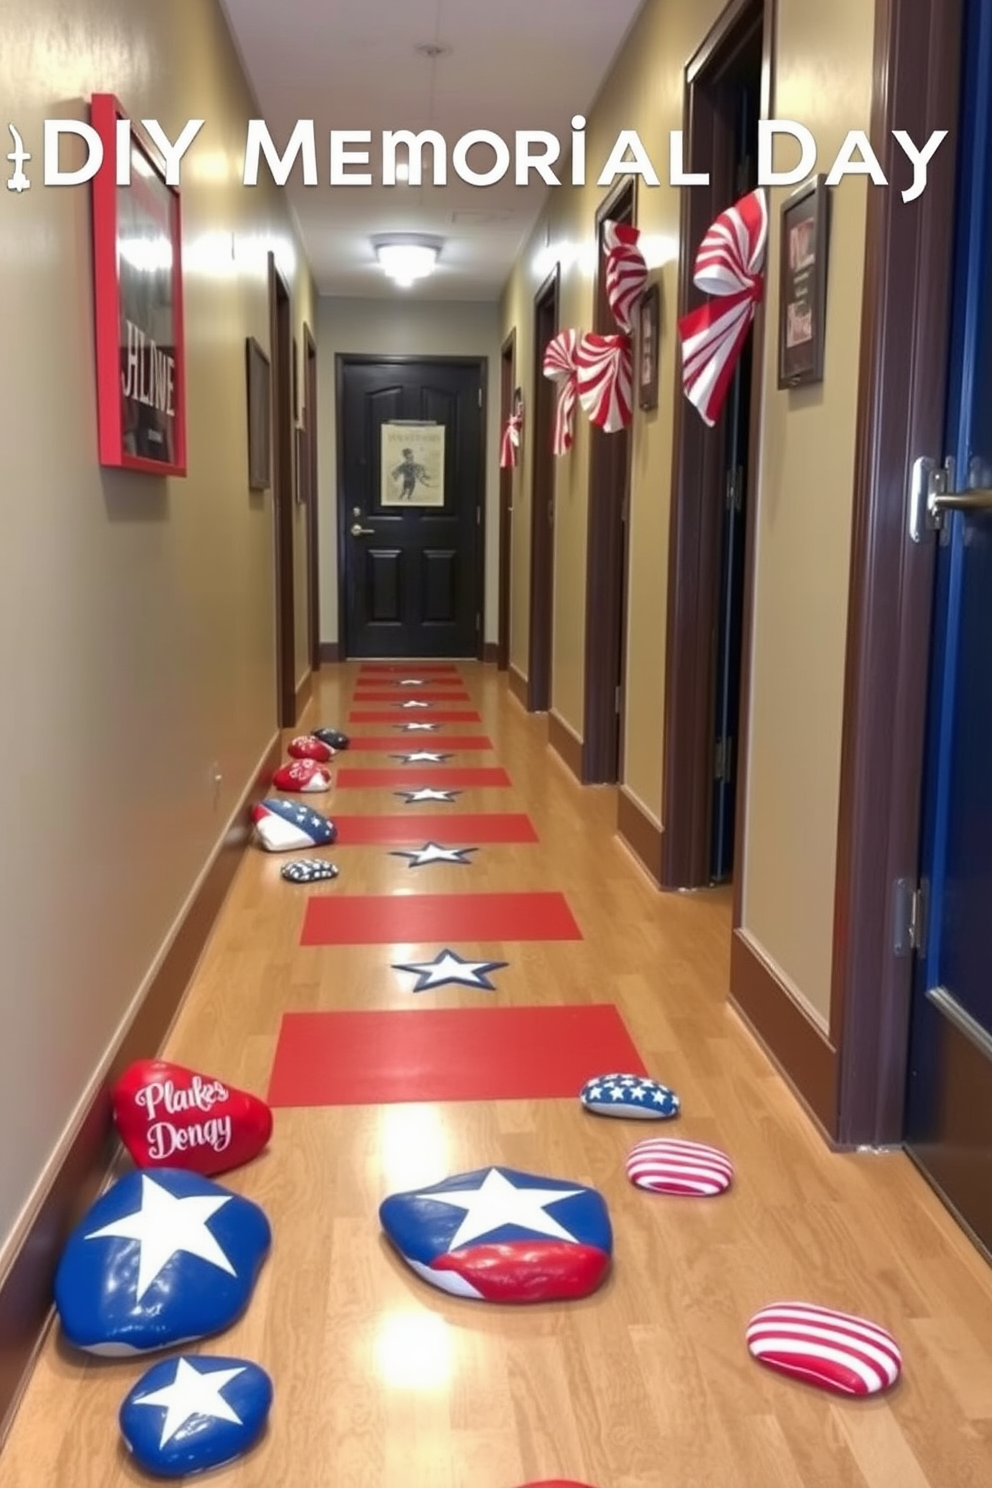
top-left (338, 357), bottom-right (484, 659)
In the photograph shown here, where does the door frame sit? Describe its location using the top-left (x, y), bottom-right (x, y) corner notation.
top-left (528, 265), bottom-right (560, 712)
top-left (303, 324), bottom-right (321, 673)
top-left (268, 252), bottom-right (296, 728)
top-left (581, 177), bottom-right (637, 784)
top-left (333, 353), bottom-right (488, 661)
top-left (660, 0), bottom-right (769, 889)
top-left (497, 330), bottom-right (516, 671)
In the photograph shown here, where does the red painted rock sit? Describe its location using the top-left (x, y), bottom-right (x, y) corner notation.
top-left (626, 1137), bottom-right (733, 1195)
top-left (272, 759), bottom-right (332, 793)
top-left (746, 1302), bottom-right (902, 1396)
top-left (112, 1060), bottom-right (273, 1176)
top-left (288, 734), bottom-right (334, 763)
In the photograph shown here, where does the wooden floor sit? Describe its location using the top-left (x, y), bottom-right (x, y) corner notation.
top-left (5, 661), bottom-right (992, 1487)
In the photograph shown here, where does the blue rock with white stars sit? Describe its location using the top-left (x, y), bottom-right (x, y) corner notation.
top-left (579, 1072), bottom-right (681, 1119)
top-left (312, 726), bottom-right (349, 750)
top-left (251, 797), bottom-right (336, 852)
top-left (120, 1354), bottom-right (272, 1477)
top-left (54, 1168), bottom-right (271, 1355)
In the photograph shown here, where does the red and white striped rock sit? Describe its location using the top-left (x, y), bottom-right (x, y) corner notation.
top-left (746, 1302), bottom-right (902, 1396)
top-left (288, 735), bottom-right (335, 763)
top-left (272, 759), bottom-right (332, 793)
top-left (626, 1137), bottom-right (733, 1195)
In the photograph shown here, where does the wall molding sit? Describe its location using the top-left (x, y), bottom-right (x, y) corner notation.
top-left (616, 787), bottom-right (663, 886)
top-left (318, 641), bottom-right (341, 664)
top-left (295, 668), bottom-right (312, 717)
top-left (548, 709), bottom-right (583, 782)
top-left (0, 732), bottom-right (281, 1445)
top-left (508, 664), bottom-right (528, 709)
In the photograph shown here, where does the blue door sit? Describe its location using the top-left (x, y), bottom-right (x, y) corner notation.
top-left (904, 0), bottom-right (992, 1252)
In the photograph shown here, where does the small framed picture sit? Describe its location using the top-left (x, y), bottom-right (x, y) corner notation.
top-left (295, 424), bottom-right (308, 504)
top-left (778, 175), bottom-right (830, 388)
top-left (637, 282), bottom-right (660, 411)
top-left (245, 336), bottom-right (271, 491)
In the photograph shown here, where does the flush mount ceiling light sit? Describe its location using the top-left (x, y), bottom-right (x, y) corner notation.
top-left (373, 234), bottom-right (443, 288)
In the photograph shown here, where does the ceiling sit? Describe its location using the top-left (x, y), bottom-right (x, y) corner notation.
top-left (218, 0), bottom-right (647, 300)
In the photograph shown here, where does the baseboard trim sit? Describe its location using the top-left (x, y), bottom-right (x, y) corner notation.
top-left (483, 642), bottom-right (498, 663)
top-left (548, 709), bottom-right (583, 782)
top-left (295, 669), bottom-right (312, 719)
top-left (0, 731), bottom-right (282, 1445)
top-left (729, 928), bottom-right (839, 1142)
top-left (616, 787), bottom-right (663, 886)
top-left (318, 642), bottom-right (341, 664)
top-left (508, 664), bottom-right (528, 709)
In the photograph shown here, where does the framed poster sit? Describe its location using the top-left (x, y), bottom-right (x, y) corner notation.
top-left (778, 174), bottom-right (830, 388)
top-left (637, 282), bottom-right (660, 410)
top-left (90, 93), bottom-right (187, 475)
top-left (380, 422), bottom-right (445, 507)
top-left (295, 424), bottom-right (308, 504)
top-left (245, 337), bottom-right (270, 491)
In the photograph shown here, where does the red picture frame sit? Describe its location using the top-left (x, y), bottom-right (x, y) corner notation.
top-left (90, 93), bottom-right (187, 476)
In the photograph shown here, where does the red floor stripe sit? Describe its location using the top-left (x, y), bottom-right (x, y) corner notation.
top-left (331, 813), bottom-right (537, 844)
top-left (344, 735), bottom-right (492, 751)
top-left (358, 664), bottom-right (460, 673)
top-left (268, 1004), bottom-right (644, 1106)
top-left (353, 691), bottom-right (470, 702)
top-left (349, 710), bottom-right (481, 723)
top-left (301, 891), bottom-right (581, 945)
top-left (336, 767), bottom-right (511, 788)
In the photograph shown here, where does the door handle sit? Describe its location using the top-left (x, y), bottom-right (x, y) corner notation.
top-left (929, 486), bottom-right (992, 515)
top-left (350, 522), bottom-right (375, 536)
top-left (910, 457), bottom-right (992, 540)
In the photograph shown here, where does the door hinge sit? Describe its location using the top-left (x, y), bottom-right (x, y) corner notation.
top-left (893, 877), bottom-right (928, 956)
top-left (476, 505), bottom-right (481, 525)
top-left (726, 467), bottom-right (743, 511)
top-left (615, 684), bottom-right (622, 713)
top-left (478, 387), bottom-right (483, 407)
top-left (909, 456), bottom-right (955, 542)
top-left (714, 736), bottom-right (733, 782)
top-left (475, 612), bottom-right (481, 631)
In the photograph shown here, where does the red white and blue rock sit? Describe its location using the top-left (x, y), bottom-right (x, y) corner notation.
top-left (272, 758), bottom-right (332, 793)
top-left (580, 1072), bottom-right (680, 1119)
top-left (746, 1302), bottom-right (902, 1396)
top-left (251, 798), bottom-right (336, 851)
top-left (379, 1165), bottom-right (612, 1302)
top-left (54, 1168), bottom-right (271, 1355)
top-left (287, 734), bottom-right (335, 762)
top-left (112, 1059), bottom-right (273, 1177)
top-left (120, 1354), bottom-right (272, 1477)
top-left (626, 1137), bottom-right (733, 1195)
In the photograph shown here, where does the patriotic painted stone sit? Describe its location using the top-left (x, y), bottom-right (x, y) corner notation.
top-left (272, 759), bottom-right (332, 793)
top-left (55, 1168), bottom-right (271, 1355)
top-left (313, 726), bottom-right (349, 750)
top-left (380, 1165), bottom-right (612, 1303)
top-left (580, 1073), bottom-right (680, 1119)
top-left (287, 734), bottom-right (335, 763)
top-left (626, 1138), bottom-right (733, 1195)
top-left (112, 1059), bottom-right (272, 1177)
top-left (280, 858), bottom-right (339, 884)
top-left (251, 798), bottom-right (336, 852)
top-left (120, 1354), bottom-right (272, 1477)
top-left (746, 1302), bottom-right (902, 1396)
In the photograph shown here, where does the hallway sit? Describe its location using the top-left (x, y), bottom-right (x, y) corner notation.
top-left (4, 663), bottom-right (992, 1486)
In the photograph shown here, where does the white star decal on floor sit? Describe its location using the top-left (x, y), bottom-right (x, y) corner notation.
top-left (416, 1168), bottom-right (585, 1250)
top-left (392, 752), bottom-right (452, 764)
top-left (85, 1175), bottom-right (236, 1300)
top-left (397, 722), bottom-right (439, 731)
top-left (132, 1357), bottom-right (246, 1448)
top-left (393, 787), bottom-right (461, 803)
top-left (397, 679), bottom-right (425, 686)
top-left (400, 701), bottom-right (431, 709)
top-left (390, 842), bottom-right (478, 867)
top-left (391, 947), bottom-right (508, 990)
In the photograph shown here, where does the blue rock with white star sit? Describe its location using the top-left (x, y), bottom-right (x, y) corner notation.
top-left (251, 797), bottom-right (336, 852)
top-left (312, 727), bottom-right (349, 749)
top-left (579, 1073), bottom-right (681, 1119)
top-left (120, 1354), bottom-right (272, 1477)
top-left (54, 1168), bottom-right (271, 1355)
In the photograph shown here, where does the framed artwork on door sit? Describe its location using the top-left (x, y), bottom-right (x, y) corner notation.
top-left (380, 421), bottom-right (445, 507)
top-left (637, 282), bottom-right (660, 410)
top-left (245, 336), bottom-right (271, 491)
top-left (778, 174), bottom-right (830, 388)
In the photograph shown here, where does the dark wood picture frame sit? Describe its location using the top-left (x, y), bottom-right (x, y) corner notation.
top-left (637, 281), bottom-right (660, 411)
top-left (292, 335), bottom-right (299, 421)
top-left (778, 174), bottom-right (829, 388)
top-left (295, 424), bottom-right (308, 504)
top-left (245, 335), bottom-right (271, 491)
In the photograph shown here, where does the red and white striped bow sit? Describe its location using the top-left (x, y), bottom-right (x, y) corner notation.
top-left (542, 329), bottom-right (579, 455)
top-left (677, 188), bottom-right (768, 427)
top-left (603, 220), bottom-right (647, 334)
top-left (576, 333), bottom-right (633, 434)
top-left (499, 412), bottom-right (522, 469)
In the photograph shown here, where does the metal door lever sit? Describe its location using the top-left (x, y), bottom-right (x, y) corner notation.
top-left (350, 522), bottom-right (375, 536)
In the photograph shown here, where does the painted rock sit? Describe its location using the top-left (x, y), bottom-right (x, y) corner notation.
top-left (626, 1138), bottom-right (733, 1195)
top-left (313, 726), bottom-right (349, 750)
top-left (251, 798), bottom-right (336, 852)
top-left (55, 1168), bottom-right (271, 1355)
top-left (272, 759), bottom-right (332, 793)
top-left (280, 858), bottom-right (339, 884)
top-left (112, 1059), bottom-right (272, 1177)
top-left (516, 1482), bottom-right (598, 1487)
top-left (120, 1354), bottom-right (272, 1476)
top-left (380, 1165), bottom-right (612, 1303)
top-left (580, 1072), bottom-right (680, 1119)
top-left (746, 1302), bottom-right (902, 1396)
top-left (287, 734), bottom-right (334, 763)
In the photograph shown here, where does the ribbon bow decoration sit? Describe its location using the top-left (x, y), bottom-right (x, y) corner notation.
top-left (499, 411), bottom-right (522, 469)
top-left (603, 220), bottom-right (648, 333)
top-left (542, 329), bottom-right (580, 455)
top-left (576, 333), bottom-right (633, 434)
top-left (677, 187), bottom-right (768, 427)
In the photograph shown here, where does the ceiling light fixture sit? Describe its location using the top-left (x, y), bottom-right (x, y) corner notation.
top-left (373, 234), bottom-right (443, 288)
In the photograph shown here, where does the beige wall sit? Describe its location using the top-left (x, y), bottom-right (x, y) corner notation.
top-left (499, 0), bottom-right (876, 1022)
top-left (315, 297), bottom-right (502, 646)
top-left (0, 0), bottom-right (314, 1267)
